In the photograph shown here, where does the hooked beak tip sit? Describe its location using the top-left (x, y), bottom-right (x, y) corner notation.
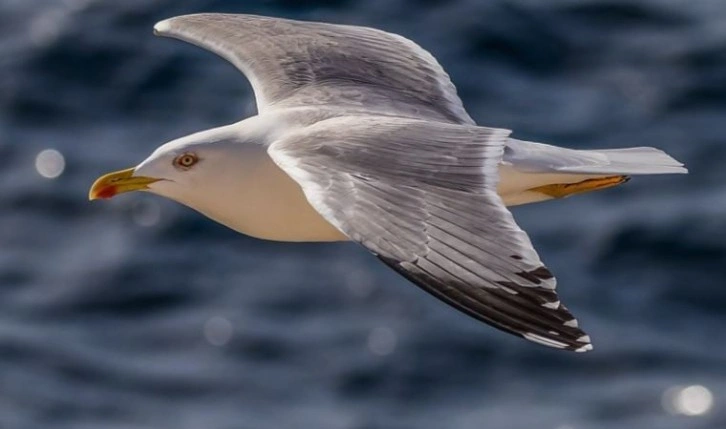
top-left (89, 167), bottom-right (159, 201)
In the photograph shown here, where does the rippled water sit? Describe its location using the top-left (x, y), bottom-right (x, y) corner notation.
top-left (1, 1), bottom-right (725, 428)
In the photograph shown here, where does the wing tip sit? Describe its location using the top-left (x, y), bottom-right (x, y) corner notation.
top-left (575, 343), bottom-right (594, 353)
top-left (675, 166), bottom-right (689, 174)
top-left (153, 13), bottom-right (209, 36)
top-left (522, 327), bottom-right (594, 353)
top-left (153, 19), bottom-right (172, 36)
top-left (154, 13), bottom-right (256, 36)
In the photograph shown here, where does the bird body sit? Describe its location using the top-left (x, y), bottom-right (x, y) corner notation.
top-left (89, 14), bottom-right (686, 351)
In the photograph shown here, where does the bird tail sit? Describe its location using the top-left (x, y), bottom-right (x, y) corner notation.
top-left (499, 140), bottom-right (687, 206)
top-left (556, 147), bottom-right (688, 175)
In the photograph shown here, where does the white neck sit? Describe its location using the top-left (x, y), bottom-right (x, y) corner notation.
top-left (150, 113), bottom-right (348, 242)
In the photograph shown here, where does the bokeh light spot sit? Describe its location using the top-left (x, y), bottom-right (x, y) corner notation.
top-left (367, 326), bottom-right (397, 356)
top-left (131, 200), bottom-right (161, 227)
top-left (204, 316), bottom-right (233, 347)
top-left (345, 267), bottom-right (375, 298)
top-left (663, 385), bottom-right (713, 416)
top-left (35, 149), bottom-right (65, 179)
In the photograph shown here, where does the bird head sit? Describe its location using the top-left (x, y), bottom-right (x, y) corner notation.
top-left (88, 124), bottom-right (253, 205)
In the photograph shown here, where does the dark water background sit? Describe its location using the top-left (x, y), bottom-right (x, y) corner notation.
top-left (1, 0), bottom-right (725, 428)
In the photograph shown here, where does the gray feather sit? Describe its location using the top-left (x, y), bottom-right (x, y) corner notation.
top-left (505, 139), bottom-right (687, 175)
top-left (154, 13), bottom-right (474, 125)
top-left (269, 116), bottom-right (593, 352)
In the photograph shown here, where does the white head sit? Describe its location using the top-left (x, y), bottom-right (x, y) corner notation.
top-left (88, 116), bottom-right (347, 242)
top-left (88, 123), bottom-right (264, 213)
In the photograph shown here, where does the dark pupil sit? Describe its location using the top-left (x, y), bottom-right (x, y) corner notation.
top-left (183, 157), bottom-right (192, 165)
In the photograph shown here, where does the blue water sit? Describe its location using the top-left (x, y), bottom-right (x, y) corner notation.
top-left (1, 1), bottom-right (725, 428)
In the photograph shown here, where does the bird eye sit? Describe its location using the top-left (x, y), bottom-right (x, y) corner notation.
top-left (174, 153), bottom-right (199, 169)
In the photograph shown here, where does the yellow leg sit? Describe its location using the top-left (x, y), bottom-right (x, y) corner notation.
top-left (529, 175), bottom-right (630, 199)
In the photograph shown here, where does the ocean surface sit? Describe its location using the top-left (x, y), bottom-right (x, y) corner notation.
top-left (1, 1), bottom-right (725, 428)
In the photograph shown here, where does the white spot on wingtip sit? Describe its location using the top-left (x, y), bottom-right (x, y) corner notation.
top-left (564, 319), bottom-right (579, 328)
top-left (542, 300), bottom-right (560, 309)
top-left (577, 335), bottom-right (591, 343)
top-left (523, 333), bottom-right (567, 349)
top-left (541, 282), bottom-right (556, 290)
top-left (575, 344), bottom-right (593, 352)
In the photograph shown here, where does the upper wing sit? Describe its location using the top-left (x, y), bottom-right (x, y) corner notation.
top-left (268, 116), bottom-right (593, 352)
top-left (154, 13), bottom-right (474, 124)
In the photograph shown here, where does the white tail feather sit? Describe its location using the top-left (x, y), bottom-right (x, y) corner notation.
top-left (560, 147), bottom-right (688, 175)
top-left (504, 139), bottom-right (688, 176)
top-left (500, 140), bottom-right (687, 206)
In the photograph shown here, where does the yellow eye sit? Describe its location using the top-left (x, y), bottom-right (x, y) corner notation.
top-left (174, 153), bottom-right (198, 169)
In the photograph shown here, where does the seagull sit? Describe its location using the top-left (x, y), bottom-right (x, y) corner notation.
top-left (89, 14), bottom-right (687, 352)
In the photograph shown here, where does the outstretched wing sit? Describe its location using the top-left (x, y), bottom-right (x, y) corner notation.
top-left (154, 13), bottom-right (473, 124)
top-left (268, 116), bottom-right (593, 352)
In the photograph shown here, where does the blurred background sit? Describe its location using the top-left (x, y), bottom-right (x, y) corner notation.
top-left (0, 0), bottom-right (723, 428)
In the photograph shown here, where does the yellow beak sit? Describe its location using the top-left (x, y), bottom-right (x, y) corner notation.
top-left (88, 167), bottom-right (161, 200)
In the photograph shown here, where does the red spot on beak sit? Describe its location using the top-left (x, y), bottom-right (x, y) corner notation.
top-left (95, 186), bottom-right (117, 199)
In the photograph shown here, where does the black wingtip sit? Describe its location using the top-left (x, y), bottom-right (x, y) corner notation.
top-left (522, 330), bottom-right (593, 352)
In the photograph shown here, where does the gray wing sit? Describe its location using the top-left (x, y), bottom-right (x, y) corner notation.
top-left (154, 13), bottom-right (473, 124)
top-left (268, 116), bottom-right (593, 352)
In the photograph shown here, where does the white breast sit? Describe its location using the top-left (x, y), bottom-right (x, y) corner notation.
top-left (187, 152), bottom-right (567, 241)
top-left (185, 144), bottom-right (348, 242)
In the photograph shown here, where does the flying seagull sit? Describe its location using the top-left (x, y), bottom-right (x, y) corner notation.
top-left (89, 14), bottom-right (687, 352)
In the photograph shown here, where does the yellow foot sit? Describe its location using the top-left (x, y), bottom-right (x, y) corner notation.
top-left (529, 175), bottom-right (630, 199)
